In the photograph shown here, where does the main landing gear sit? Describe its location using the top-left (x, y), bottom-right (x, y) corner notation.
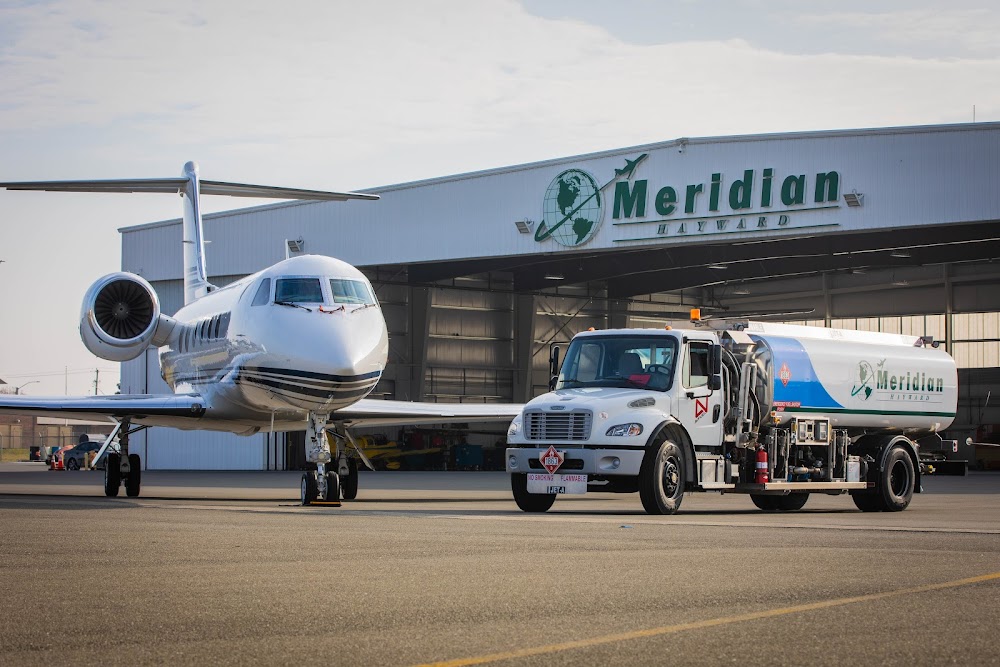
top-left (300, 415), bottom-right (365, 506)
top-left (103, 419), bottom-right (145, 498)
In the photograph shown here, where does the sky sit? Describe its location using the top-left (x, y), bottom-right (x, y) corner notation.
top-left (1, 0), bottom-right (998, 396)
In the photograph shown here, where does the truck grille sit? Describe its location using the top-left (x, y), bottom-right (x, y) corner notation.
top-left (524, 410), bottom-right (592, 441)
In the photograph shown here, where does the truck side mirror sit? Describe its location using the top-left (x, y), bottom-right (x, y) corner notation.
top-left (708, 345), bottom-right (722, 391)
top-left (548, 345), bottom-right (561, 392)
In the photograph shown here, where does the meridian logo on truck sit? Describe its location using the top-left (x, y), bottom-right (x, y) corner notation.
top-left (853, 359), bottom-right (946, 403)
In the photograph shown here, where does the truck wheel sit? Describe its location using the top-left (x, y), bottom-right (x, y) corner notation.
top-left (750, 494), bottom-right (780, 511)
top-left (511, 474), bottom-right (556, 512)
top-left (876, 447), bottom-right (915, 511)
top-left (639, 439), bottom-right (684, 515)
top-left (851, 492), bottom-right (882, 512)
top-left (776, 493), bottom-right (809, 511)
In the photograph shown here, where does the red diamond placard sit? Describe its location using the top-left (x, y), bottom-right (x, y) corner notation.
top-left (539, 445), bottom-right (564, 474)
top-left (779, 362), bottom-right (791, 387)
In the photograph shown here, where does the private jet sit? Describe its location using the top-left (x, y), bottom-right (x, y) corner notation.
top-left (0, 162), bottom-right (521, 504)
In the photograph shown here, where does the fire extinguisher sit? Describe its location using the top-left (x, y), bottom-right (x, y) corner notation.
top-left (755, 446), bottom-right (769, 484)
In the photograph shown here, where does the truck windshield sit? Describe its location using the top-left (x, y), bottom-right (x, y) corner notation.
top-left (557, 335), bottom-right (678, 392)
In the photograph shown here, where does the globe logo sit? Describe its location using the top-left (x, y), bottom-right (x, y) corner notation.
top-left (535, 169), bottom-right (603, 247)
top-left (851, 360), bottom-right (875, 400)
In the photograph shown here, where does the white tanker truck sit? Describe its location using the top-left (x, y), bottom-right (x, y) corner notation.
top-left (505, 318), bottom-right (958, 514)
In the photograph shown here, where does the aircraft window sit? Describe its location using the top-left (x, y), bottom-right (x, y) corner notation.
top-left (276, 278), bottom-right (324, 304)
top-left (329, 279), bottom-right (376, 305)
top-left (251, 278), bottom-right (271, 307)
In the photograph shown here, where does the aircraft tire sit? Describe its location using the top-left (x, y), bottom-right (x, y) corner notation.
top-left (104, 453), bottom-right (121, 497)
top-left (125, 454), bottom-right (142, 497)
top-left (325, 471), bottom-right (340, 501)
top-left (342, 458), bottom-right (359, 500)
top-left (300, 472), bottom-right (318, 506)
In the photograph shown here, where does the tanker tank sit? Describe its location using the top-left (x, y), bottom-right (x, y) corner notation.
top-left (729, 322), bottom-right (957, 434)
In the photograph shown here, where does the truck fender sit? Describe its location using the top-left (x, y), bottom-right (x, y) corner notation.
top-left (645, 418), bottom-right (697, 490)
top-left (853, 434), bottom-right (922, 494)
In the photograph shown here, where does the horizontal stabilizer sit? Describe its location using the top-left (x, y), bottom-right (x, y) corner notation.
top-left (0, 178), bottom-right (378, 201)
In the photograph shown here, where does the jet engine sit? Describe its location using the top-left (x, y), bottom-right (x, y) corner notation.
top-left (79, 273), bottom-right (177, 362)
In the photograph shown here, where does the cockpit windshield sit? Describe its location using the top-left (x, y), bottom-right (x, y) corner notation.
top-left (275, 278), bottom-right (324, 303)
top-left (557, 334), bottom-right (677, 392)
top-left (330, 279), bottom-right (376, 305)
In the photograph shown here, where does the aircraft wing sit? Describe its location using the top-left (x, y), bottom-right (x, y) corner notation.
top-left (0, 394), bottom-right (207, 423)
top-left (333, 399), bottom-right (521, 428)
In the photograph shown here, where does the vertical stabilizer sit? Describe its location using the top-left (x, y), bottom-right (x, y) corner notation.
top-left (181, 161), bottom-right (213, 304)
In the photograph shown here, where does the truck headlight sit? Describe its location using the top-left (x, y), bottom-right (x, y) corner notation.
top-left (507, 420), bottom-right (520, 436)
top-left (606, 423), bottom-right (643, 437)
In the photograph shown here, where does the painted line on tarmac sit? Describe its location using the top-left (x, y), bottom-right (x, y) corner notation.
top-left (414, 571), bottom-right (1000, 667)
top-left (436, 513), bottom-right (1000, 535)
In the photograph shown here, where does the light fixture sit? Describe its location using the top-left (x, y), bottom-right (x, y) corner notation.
top-left (892, 279), bottom-right (910, 286)
top-left (890, 250), bottom-right (911, 259)
top-left (707, 263), bottom-right (727, 270)
top-left (286, 237), bottom-right (304, 253)
top-left (844, 191), bottom-right (864, 207)
top-left (851, 268), bottom-right (867, 274)
top-left (514, 219), bottom-right (534, 234)
top-left (733, 285), bottom-right (750, 296)
top-left (544, 273), bottom-right (564, 281)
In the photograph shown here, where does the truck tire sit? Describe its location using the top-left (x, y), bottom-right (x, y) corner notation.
top-left (876, 446), bottom-right (915, 511)
top-left (750, 494), bottom-right (780, 511)
top-left (851, 492), bottom-right (882, 512)
top-left (638, 439), bottom-right (684, 515)
top-left (777, 493), bottom-right (809, 511)
top-left (752, 493), bottom-right (809, 511)
top-left (511, 473), bottom-right (556, 512)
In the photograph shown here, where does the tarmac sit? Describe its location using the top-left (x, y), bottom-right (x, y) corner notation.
top-left (1, 463), bottom-right (998, 666)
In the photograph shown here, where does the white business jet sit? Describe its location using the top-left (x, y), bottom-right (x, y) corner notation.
top-left (0, 162), bottom-right (521, 504)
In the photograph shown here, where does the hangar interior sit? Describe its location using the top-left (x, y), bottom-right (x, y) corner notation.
top-left (122, 123), bottom-right (1000, 469)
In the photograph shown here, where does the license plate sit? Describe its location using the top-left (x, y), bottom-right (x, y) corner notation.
top-left (527, 473), bottom-right (587, 494)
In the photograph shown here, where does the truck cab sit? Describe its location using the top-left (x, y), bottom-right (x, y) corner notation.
top-left (506, 327), bottom-right (723, 513)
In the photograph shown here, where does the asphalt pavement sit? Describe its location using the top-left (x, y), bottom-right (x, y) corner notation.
top-left (1, 464), bottom-right (998, 666)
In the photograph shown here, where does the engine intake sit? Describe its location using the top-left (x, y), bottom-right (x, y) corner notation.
top-left (80, 273), bottom-right (175, 362)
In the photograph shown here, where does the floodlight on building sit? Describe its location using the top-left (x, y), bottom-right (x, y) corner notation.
top-left (844, 191), bottom-right (864, 207)
top-left (544, 273), bottom-right (565, 281)
top-left (514, 219), bottom-right (534, 234)
top-left (285, 237), bottom-right (304, 258)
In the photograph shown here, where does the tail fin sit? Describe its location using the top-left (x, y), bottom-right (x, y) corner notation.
top-left (0, 163), bottom-right (379, 305)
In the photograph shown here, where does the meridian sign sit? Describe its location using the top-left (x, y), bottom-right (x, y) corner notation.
top-left (530, 154), bottom-right (852, 248)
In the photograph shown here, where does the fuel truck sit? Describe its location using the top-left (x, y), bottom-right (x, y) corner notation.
top-left (505, 318), bottom-right (958, 514)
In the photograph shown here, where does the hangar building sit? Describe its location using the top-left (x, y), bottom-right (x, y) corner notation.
top-left (118, 123), bottom-right (1000, 470)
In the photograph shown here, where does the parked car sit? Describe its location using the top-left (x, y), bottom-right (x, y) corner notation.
top-left (63, 441), bottom-right (110, 470)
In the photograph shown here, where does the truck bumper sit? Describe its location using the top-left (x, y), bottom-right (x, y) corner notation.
top-left (505, 446), bottom-right (645, 477)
